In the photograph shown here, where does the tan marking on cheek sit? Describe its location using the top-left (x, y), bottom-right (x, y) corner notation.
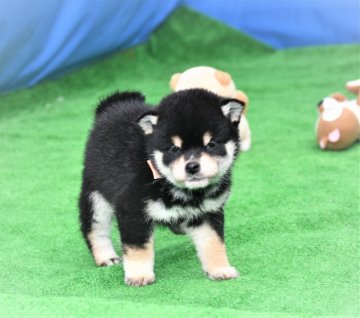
top-left (203, 132), bottom-right (212, 146)
top-left (199, 153), bottom-right (218, 177)
top-left (171, 135), bottom-right (183, 149)
top-left (171, 155), bottom-right (186, 181)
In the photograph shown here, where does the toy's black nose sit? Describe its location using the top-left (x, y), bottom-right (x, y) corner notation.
top-left (185, 162), bottom-right (200, 175)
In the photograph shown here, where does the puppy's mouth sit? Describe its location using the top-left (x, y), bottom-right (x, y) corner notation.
top-left (183, 176), bottom-right (211, 189)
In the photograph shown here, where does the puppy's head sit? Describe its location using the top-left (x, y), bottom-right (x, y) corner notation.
top-left (138, 89), bottom-right (244, 189)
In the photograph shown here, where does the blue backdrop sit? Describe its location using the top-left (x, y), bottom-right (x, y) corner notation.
top-left (185, 0), bottom-right (360, 49)
top-left (0, 0), bottom-right (359, 93)
top-left (0, 0), bottom-right (180, 93)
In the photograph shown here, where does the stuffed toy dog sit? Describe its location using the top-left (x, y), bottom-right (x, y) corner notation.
top-left (316, 79), bottom-right (360, 150)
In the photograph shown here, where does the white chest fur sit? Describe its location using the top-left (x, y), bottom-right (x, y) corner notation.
top-left (145, 191), bottom-right (230, 223)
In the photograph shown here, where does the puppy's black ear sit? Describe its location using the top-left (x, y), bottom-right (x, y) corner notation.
top-left (221, 99), bottom-right (245, 124)
top-left (137, 112), bottom-right (158, 135)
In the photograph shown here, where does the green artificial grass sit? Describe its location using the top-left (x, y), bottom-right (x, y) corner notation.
top-left (0, 7), bottom-right (359, 317)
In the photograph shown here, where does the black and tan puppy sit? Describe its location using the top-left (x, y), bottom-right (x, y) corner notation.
top-left (79, 89), bottom-right (244, 286)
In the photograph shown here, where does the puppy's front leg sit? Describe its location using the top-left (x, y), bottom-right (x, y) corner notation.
top-left (122, 238), bottom-right (155, 287)
top-left (117, 213), bottom-right (155, 287)
top-left (185, 215), bottom-right (239, 280)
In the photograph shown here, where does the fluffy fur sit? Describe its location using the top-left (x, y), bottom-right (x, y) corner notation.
top-left (79, 89), bottom-right (244, 286)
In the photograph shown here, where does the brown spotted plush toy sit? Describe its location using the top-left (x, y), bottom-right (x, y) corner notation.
top-left (316, 79), bottom-right (360, 150)
top-left (170, 66), bottom-right (252, 151)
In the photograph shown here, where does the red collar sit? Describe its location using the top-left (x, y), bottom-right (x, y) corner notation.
top-left (147, 160), bottom-right (161, 179)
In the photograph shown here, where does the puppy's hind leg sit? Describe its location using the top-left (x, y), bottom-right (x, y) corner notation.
top-left (79, 190), bottom-right (120, 266)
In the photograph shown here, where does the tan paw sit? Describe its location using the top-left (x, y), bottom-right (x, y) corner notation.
top-left (207, 266), bottom-right (239, 281)
top-left (95, 256), bottom-right (121, 267)
top-left (124, 273), bottom-right (156, 287)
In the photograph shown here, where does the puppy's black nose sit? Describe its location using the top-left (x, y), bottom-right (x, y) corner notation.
top-left (185, 162), bottom-right (200, 175)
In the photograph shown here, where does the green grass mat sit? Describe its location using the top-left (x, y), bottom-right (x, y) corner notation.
top-left (0, 7), bottom-right (359, 317)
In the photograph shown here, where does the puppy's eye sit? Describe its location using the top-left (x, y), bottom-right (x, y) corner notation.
top-left (169, 145), bottom-right (181, 154)
top-left (206, 141), bottom-right (217, 151)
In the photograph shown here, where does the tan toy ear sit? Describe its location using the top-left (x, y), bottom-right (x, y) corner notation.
top-left (346, 79), bottom-right (360, 94)
top-left (331, 92), bottom-right (347, 102)
top-left (170, 73), bottom-right (181, 91)
top-left (215, 70), bottom-right (231, 86)
top-left (346, 79), bottom-right (360, 105)
top-left (235, 90), bottom-right (249, 114)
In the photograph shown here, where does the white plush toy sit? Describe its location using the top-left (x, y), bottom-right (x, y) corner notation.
top-left (170, 66), bottom-right (252, 152)
top-left (316, 79), bottom-right (360, 150)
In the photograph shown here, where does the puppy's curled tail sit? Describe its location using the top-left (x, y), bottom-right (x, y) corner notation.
top-left (96, 91), bottom-right (145, 116)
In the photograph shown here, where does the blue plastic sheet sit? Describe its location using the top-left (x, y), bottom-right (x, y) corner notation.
top-left (185, 0), bottom-right (360, 49)
top-left (0, 0), bottom-right (180, 93)
top-left (1, 0), bottom-right (359, 93)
